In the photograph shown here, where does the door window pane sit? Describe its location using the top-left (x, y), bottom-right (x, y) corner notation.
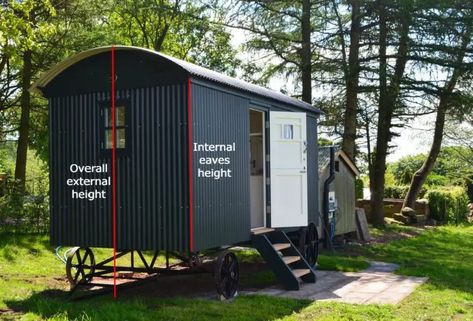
top-left (282, 124), bottom-right (294, 139)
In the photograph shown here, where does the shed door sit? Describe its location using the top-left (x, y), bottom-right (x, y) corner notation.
top-left (270, 111), bottom-right (308, 228)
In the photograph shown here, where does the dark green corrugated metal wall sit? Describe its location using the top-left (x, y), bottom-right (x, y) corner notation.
top-left (191, 83), bottom-right (251, 250)
top-left (49, 86), bottom-right (189, 251)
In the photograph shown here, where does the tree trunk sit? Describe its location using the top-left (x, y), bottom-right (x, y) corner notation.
top-left (14, 49), bottom-right (33, 191)
top-left (370, 1), bottom-right (388, 226)
top-left (370, 2), bottom-right (410, 226)
top-left (403, 99), bottom-right (447, 209)
top-left (301, 0), bottom-right (312, 104)
top-left (403, 28), bottom-right (471, 209)
top-left (342, 0), bottom-right (361, 160)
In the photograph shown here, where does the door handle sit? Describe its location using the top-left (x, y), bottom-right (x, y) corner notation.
top-left (300, 170), bottom-right (307, 173)
top-left (303, 141), bottom-right (307, 153)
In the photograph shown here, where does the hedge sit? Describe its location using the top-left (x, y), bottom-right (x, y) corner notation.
top-left (355, 178), bottom-right (364, 199)
top-left (384, 185), bottom-right (427, 199)
top-left (426, 186), bottom-right (469, 223)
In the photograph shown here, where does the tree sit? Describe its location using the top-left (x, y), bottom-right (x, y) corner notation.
top-left (0, 0), bottom-right (60, 189)
top-left (403, 10), bottom-right (473, 210)
top-left (110, 0), bottom-right (239, 74)
top-left (224, 0), bottom-right (326, 104)
top-left (341, 0), bottom-right (361, 160)
top-left (369, 0), bottom-right (412, 226)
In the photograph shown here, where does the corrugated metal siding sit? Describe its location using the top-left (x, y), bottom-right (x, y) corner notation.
top-left (307, 116), bottom-right (319, 227)
top-left (191, 83), bottom-right (251, 251)
top-left (49, 85), bottom-right (189, 251)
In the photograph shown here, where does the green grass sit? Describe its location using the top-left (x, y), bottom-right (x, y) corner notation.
top-left (1, 226), bottom-right (473, 320)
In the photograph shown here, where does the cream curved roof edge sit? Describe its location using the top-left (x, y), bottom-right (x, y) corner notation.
top-left (30, 45), bottom-right (153, 94)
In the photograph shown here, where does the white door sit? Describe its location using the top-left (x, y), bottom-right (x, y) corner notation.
top-left (270, 111), bottom-right (308, 228)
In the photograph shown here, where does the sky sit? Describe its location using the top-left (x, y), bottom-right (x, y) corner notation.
top-left (229, 29), bottom-right (430, 163)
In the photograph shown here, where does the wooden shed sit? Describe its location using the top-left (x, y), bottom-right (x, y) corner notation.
top-left (318, 147), bottom-right (359, 236)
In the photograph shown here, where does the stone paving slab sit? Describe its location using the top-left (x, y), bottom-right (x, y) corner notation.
top-left (243, 262), bottom-right (428, 305)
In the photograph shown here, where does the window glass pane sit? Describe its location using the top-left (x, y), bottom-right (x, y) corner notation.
top-left (117, 106), bottom-right (125, 126)
top-left (105, 129), bottom-right (126, 149)
top-left (117, 129), bottom-right (126, 148)
top-left (105, 108), bottom-right (111, 127)
top-left (105, 129), bottom-right (113, 149)
top-left (105, 106), bottom-right (125, 127)
top-left (282, 124), bottom-right (294, 139)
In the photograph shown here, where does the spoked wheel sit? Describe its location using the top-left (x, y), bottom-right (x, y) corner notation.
top-left (188, 252), bottom-right (203, 268)
top-left (214, 251), bottom-right (239, 299)
top-left (66, 247), bottom-right (95, 289)
top-left (298, 224), bottom-right (319, 267)
top-left (305, 223), bottom-right (319, 267)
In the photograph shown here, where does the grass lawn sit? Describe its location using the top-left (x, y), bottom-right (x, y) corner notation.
top-left (0, 225), bottom-right (472, 320)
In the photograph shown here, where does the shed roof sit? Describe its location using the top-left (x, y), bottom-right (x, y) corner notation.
top-left (31, 46), bottom-right (321, 114)
top-left (318, 146), bottom-right (360, 176)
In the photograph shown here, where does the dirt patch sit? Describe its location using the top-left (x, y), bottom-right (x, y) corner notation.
top-left (0, 307), bottom-right (22, 320)
top-left (328, 225), bottom-right (430, 257)
top-left (368, 227), bottom-right (424, 244)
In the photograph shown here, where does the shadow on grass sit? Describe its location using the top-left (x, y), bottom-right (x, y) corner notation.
top-left (0, 232), bottom-right (50, 262)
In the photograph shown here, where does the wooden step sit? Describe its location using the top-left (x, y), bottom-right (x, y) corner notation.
top-left (251, 227), bottom-right (275, 235)
top-left (292, 269), bottom-right (311, 278)
top-left (282, 256), bottom-right (300, 265)
top-left (272, 243), bottom-right (291, 251)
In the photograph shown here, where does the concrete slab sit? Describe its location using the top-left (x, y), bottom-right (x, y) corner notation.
top-left (243, 262), bottom-right (428, 305)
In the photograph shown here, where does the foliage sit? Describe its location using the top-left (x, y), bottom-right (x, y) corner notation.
top-left (318, 137), bottom-right (334, 146)
top-left (387, 146), bottom-right (473, 188)
top-left (355, 178), bottom-right (364, 199)
top-left (0, 177), bottom-right (49, 233)
top-left (0, 146), bottom-right (49, 232)
top-left (384, 185), bottom-right (427, 199)
top-left (426, 186), bottom-right (469, 223)
top-left (388, 155), bottom-right (425, 185)
top-left (384, 185), bottom-right (409, 199)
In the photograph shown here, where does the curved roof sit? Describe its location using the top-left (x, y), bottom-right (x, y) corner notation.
top-left (31, 45), bottom-right (320, 113)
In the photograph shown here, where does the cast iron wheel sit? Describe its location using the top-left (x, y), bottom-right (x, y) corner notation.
top-left (304, 223), bottom-right (319, 267)
top-left (298, 224), bottom-right (319, 267)
top-left (189, 252), bottom-right (202, 268)
top-left (214, 251), bottom-right (239, 299)
top-left (66, 247), bottom-right (95, 288)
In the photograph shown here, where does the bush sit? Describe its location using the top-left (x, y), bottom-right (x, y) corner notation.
top-left (0, 176), bottom-right (49, 233)
top-left (384, 185), bottom-right (427, 199)
top-left (426, 186), bottom-right (469, 224)
top-left (355, 178), bottom-right (364, 199)
top-left (384, 185), bottom-right (409, 199)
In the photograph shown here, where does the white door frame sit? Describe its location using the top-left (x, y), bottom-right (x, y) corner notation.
top-left (249, 108), bottom-right (266, 229)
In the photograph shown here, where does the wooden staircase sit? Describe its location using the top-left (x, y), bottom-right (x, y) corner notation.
top-left (251, 228), bottom-right (316, 290)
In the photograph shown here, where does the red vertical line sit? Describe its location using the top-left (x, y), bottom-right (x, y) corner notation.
top-left (111, 46), bottom-right (117, 298)
top-left (187, 77), bottom-right (193, 252)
